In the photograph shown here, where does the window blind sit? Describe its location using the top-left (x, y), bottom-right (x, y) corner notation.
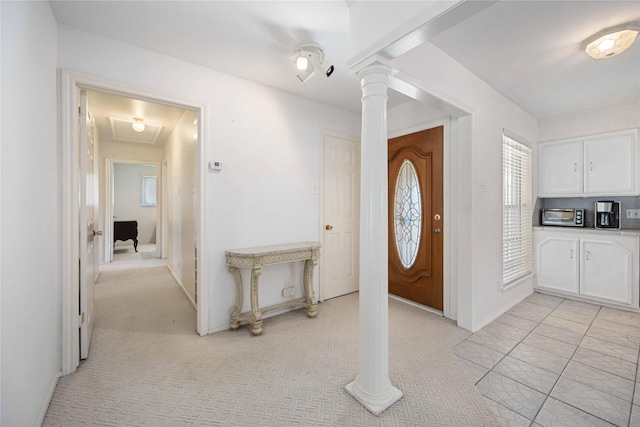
top-left (503, 134), bottom-right (532, 285)
top-left (141, 176), bottom-right (157, 207)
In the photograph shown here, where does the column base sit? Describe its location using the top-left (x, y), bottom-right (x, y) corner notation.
top-left (345, 377), bottom-right (403, 416)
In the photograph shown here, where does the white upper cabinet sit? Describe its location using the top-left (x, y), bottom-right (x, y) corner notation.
top-left (538, 129), bottom-right (638, 197)
top-left (584, 133), bottom-right (637, 195)
top-left (539, 141), bottom-right (582, 196)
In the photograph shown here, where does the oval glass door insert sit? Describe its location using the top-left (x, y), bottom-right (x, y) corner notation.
top-left (394, 159), bottom-right (422, 269)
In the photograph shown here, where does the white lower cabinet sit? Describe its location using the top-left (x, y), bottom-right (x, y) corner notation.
top-left (534, 229), bottom-right (639, 308)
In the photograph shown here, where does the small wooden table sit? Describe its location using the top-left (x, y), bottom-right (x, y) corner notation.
top-left (226, 242), bottom-right (321, 336)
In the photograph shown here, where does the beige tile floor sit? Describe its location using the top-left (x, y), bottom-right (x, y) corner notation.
top-left (454, 292), bottom-right (640, 427)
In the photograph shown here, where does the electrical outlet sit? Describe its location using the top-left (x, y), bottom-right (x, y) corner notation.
top-left (626, 209), bottom-right (640, 219)
top-left (282, 287), bottom-right (295, 297)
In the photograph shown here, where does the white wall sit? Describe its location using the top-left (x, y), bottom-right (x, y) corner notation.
top-left (1, 2), bottom-right (60, 425)
top-left (165, 110), bottom-right (198, 303)
top-left (113, 163), bottom-right (157, 246)
top-left (390, 42), bottom-right (538, 331)
top-left (58, 26), bottom-right (361, 332)
top-left (538, 100), bottom-right (640, 142)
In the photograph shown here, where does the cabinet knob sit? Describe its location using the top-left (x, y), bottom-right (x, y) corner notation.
top-left (325, 225), bottom-right (333, 231)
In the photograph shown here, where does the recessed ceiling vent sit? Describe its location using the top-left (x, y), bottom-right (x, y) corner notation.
top-left (109, 118), bottom-right (163, 144)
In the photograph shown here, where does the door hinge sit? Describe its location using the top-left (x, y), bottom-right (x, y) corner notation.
top-left (79, 312), bottom-right (85, 325)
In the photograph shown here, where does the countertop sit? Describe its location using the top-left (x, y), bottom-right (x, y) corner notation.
top-left (533, 226), bottom-right (640, 237)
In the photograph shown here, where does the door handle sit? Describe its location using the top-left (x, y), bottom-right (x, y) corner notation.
top-left (93, 230), bottom-right (103, 236)
top-left (325, 225), bottom-right (333, 231)
top-left (433, 227), bottom-right (441, 233)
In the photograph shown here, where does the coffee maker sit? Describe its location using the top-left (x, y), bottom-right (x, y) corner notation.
top-left (594, 201), bottom-right (621, 229)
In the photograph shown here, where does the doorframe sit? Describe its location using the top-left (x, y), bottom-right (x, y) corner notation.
top-left (319, 129), bottom-right (361, 302)
top-left (60, 69), bottom-right (210, 375)
top-left (104, 158), bottom-right (163, 263)
top-left (388, 118), bottom-right (453, 319)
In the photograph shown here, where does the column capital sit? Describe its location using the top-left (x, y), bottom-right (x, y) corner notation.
top-left (350, 54), bottom-right (393, 79)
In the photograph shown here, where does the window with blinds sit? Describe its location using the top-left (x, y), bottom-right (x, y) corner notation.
top-left (503, 134), bottom-right (532, 286)
top-left (141, 176), bottom-right (157, 207)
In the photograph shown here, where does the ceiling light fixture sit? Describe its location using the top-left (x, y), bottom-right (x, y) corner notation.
top-left (582, 21), bottom-right (640, 59)
top-left (132, 117), bottom-right (145, 132)
top-left (293, 42), bottom-right (334, 84)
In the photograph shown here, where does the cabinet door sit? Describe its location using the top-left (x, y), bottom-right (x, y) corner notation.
top-left (535, 235), bottom-right (580, 294)
top-left (584, 133), bottom-right (638, 195)
top-left (581, 238), bottom-right (634, 305)
top-left (539, 141), bottom-right (582, 196)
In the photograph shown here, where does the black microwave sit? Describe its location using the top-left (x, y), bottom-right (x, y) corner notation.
top-left (541, 208), bottom-right (585, 227)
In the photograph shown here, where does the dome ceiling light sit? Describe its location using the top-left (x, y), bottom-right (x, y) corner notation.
top-left (293, 42), bottom-right (334, 84)
top-left (132, 117), bottom-right (145, 132)
top-left (582, 21), bottom-right (640, 59)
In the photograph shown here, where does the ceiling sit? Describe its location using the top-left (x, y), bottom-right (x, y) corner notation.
top-left (52, 0), bottom-right (639, 126)
top-left (87, 91), bottom-right (187, 147)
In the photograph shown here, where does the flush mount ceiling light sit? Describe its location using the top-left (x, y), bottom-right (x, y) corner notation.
top-left (582, 21), bottom-right (640, 59)
top-left (132, 117), bottom-right (145, 132)
top-left (293, 42), bottom-right (335, 84)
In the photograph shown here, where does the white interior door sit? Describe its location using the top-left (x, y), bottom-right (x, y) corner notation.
top-left (322, 134), bottom-right (360, 300)
top-left (79, 90), bottom-right (98, 359)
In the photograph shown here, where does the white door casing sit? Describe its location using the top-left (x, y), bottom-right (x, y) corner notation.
top-left (61, 70), bottom-right (210, 375)
top-left (322, 133), bottom-right (360, 301)
top-left (79, 90), bottom-right (98, 359)
top-left (105, 158), bottom-right (162, 263)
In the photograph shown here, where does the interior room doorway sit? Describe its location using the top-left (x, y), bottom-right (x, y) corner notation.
top-left (60, 70), bottom-right (210, 375)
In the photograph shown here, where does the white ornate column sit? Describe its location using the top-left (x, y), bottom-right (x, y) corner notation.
top-left (345, 61), bottom-right (403, 415)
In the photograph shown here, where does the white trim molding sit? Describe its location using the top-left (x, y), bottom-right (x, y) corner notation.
top-left (60, 69), bottom-right (210, 375)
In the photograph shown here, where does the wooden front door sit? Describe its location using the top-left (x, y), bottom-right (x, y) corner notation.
top-left (388, 127), bottom-right (444, 311)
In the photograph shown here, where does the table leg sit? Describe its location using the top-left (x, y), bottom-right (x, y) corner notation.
top-left (228, 266), bottom-right (243, 330)
top-left (250, 266), bottom-right (263, 335)
top-left (304, 258), bottom-right (318, 318)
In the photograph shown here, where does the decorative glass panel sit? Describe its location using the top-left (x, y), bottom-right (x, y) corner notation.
top-left (394, 160), bottom-right (422, 269)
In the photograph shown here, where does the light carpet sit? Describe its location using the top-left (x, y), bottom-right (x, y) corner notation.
top-left (43, 264), bottom-right (498, 426)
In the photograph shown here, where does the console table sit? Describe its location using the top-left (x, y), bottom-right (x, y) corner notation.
top-left (114, 220), bottom-right (138, 252)
top-left (226, 242), bottom-right (321, 336)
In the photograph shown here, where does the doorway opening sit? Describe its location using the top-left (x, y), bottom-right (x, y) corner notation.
top-left (60, 70), bottom-right (209, 375)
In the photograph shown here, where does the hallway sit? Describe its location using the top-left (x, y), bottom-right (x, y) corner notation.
top-left (42, 263), bottom-right (496, 426)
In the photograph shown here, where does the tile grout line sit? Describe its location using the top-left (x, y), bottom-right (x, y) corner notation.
top-left (526, 304), bottom-right (621, 426)
top-left (470, 297), bottom-right (566, 425)
top-left (465, 296), bottom-right (639, 426)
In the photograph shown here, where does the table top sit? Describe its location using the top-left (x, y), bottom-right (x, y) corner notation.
top-left (225, 241), bottom-right (321, 257)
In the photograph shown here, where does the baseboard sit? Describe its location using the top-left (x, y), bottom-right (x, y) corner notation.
top-left (167, 265), bottom-right (196, 310)
top-left (38, 371), bottom-right (61, 426)
top-left (473, 289), bottom-right (534, 332)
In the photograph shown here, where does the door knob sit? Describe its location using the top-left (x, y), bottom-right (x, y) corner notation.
top-left (93, 230), bottom-right (103, 236)
top-left (433, 227), bottom-right (441, 233)
top-left (325, 225), bottom-right (333, 230)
